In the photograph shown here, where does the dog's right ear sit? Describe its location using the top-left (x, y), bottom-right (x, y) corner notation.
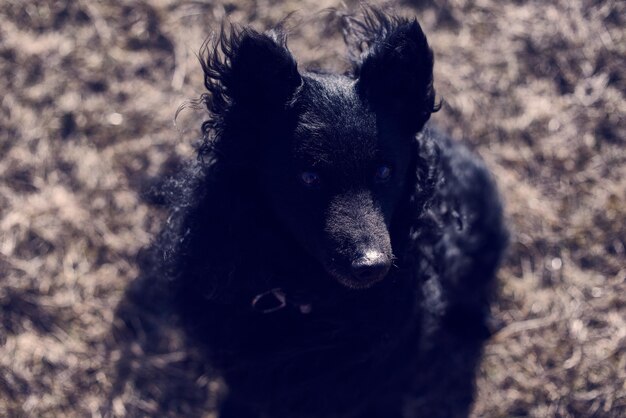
top-left (201, 25), bottom-right (302, 115)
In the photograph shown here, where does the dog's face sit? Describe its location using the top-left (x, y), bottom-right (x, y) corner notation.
top-left (259, 74), bottom-right (415, 289)
top-left (204, 11), bottom-right (437, 288)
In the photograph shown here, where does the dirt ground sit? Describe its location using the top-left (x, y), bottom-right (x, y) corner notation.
top-left (0, 0), bottom-right (624, 417)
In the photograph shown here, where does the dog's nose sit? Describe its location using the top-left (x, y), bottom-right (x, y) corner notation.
top-left (351, 251), bottom-right (391, 282)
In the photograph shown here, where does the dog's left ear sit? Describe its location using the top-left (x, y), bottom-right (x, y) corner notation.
top-left (351, 13), bottom-right (438, 134)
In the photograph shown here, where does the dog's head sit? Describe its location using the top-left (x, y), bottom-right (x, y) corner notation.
top-left (200, 8), bottom-right (438, 289)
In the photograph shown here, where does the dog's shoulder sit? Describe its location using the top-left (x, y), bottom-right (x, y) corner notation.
top-left (428, 126), bottom-right (508, 260)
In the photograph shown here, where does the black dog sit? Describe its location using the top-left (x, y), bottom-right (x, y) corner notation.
top-left (149, 7), bottom-right (506, 418)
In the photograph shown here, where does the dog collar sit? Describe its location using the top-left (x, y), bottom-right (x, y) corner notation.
top-left (251, 288), bottom-right (312, 314)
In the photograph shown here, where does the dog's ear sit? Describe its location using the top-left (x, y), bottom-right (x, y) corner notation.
top-left (201, 25), bottom-right (302, 114)
top-left (346, 9), bottom-right (438, 133)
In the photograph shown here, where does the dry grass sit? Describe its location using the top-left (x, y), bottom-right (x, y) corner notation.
top-left (0, 0), bottom-right (624, 417)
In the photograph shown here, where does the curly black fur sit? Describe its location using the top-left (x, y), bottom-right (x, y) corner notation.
top-left (118, 6), bottom-right (507, 418)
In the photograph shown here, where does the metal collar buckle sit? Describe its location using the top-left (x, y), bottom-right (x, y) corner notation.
top-left (251, 288), bottom-right (312, 314)
top-left (251, 288), bottom-right (287, 313)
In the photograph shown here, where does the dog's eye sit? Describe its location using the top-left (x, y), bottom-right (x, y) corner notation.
top-left (300, 171), bottom-right (321, 188)
top-left (374, 165), bottom-right (392, 182)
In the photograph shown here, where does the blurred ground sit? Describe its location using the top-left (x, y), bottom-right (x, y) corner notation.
top-left (0, 0), bottom-right (624, 417)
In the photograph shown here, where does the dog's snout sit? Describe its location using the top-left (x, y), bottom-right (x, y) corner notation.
top-left (351, 251), bottom-right (391, 282)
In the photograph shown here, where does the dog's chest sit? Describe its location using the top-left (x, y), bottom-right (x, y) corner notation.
top-left (206, 281), bottom-right (423, 415)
